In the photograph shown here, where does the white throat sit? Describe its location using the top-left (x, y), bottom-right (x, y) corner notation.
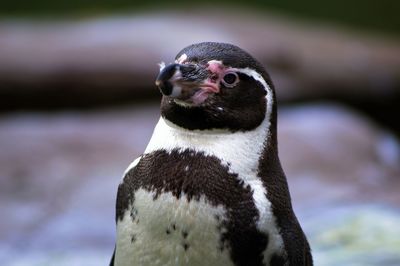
top-left (144, 115), bottom-right (271, 183)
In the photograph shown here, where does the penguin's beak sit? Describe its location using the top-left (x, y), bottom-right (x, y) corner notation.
top-left (155, 63), bottom-right (220, 105)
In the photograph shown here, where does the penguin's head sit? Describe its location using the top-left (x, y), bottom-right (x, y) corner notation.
top-left (156, 42), bottom-right (275, 132)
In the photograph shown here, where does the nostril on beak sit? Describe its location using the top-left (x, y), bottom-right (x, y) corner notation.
top-left (155, 63), bottom-right (180, 96)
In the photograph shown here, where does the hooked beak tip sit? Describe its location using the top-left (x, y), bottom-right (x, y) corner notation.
top-left (155, 63), bottom-right (180, 96)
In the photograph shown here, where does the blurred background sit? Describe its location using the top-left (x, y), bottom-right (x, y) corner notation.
top-left (0, 1), bottom-right (399, 265)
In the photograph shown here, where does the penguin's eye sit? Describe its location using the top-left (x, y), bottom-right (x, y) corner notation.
top-left (222, 72), bottom-right (239, 87)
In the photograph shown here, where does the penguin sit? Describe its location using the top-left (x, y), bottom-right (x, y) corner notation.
top-left (111, 42), bottom-right (312, 266)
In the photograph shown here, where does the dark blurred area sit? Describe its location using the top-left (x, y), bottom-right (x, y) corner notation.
top-left (1, 1), bottom-right (399, 266)
top-left (1, 1), bottom-right (400, 135)
top-left (2, 0), bottom-right (399, 34)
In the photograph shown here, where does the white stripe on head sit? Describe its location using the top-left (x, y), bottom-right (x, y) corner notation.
top-left (232, 67), bottom-right (274, 126)
top-left (205, 60), bottom-right (274, 127)
top-left (175, 53), bottom-right (188, 64)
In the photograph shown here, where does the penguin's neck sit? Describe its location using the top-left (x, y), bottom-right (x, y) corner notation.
top-left (144, 116), bottom-right (271, 182)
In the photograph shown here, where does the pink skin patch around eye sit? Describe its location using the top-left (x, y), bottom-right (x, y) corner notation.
top-left (187, 61), bottom-right (225, 105)
top-left (206, 60), bottom-right (225, 74)
top-left (202, 60), bottom-right (232, 93)
top-left (175, 60), bottom-right (234, 106)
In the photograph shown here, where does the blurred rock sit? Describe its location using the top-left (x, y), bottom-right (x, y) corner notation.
top-left (0, 10), bottom-right (399, 110)
top-left (0, 105), bottom-right (159, 256)
top-left (0, 103), bottom-right (399, 265)
top-left (304, 205), bottom-right (400, 266)
top-left (279, 104), bottom-right (400, 208)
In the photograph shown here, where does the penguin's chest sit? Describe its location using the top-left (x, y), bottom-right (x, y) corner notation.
top-left (115, 149), bottom-right (285, 266)
top-left (115, 188), bottom-right (233, 266)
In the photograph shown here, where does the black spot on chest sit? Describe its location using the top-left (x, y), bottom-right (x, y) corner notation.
top-left (116, 149), bottom-right (269, 266)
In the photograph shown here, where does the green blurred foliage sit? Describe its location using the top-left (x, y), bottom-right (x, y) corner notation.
top-left (1, 0), bottom-right (399, 35)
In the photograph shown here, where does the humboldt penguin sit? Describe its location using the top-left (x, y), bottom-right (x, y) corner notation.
top-left (111, 42), bottom-right (312, 266)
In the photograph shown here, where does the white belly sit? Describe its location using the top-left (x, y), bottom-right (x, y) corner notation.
top-left (114, 188), bottom-right (233, 266)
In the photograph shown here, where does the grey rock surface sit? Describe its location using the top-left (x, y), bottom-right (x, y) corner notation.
top-left (280, 104), bottom-right (400, 207)
top-left (0, 103), bottom-right (399, 265)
